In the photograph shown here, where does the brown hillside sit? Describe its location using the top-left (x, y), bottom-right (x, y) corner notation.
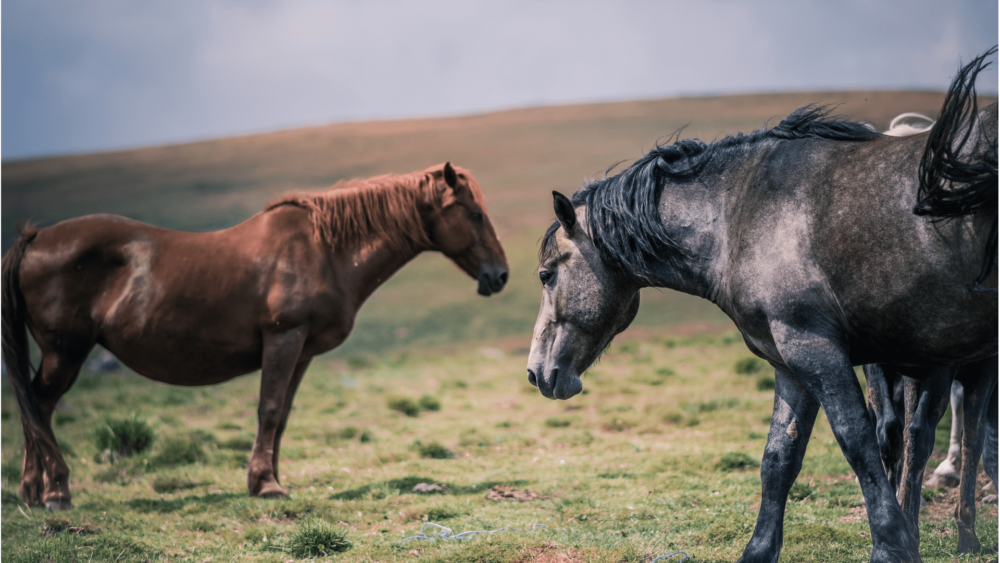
top-left (1, 91), bottom-right (962, 354)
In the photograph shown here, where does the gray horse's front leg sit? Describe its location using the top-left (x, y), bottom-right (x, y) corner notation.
top-left (737, 367), bottom-right (819, 563)
top-left (772, 323), bottom-right (920, 563)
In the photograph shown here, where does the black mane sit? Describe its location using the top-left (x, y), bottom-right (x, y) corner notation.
top-left (541, 105), bottom-right (882, 283)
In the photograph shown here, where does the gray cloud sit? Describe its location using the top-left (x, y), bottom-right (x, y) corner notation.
top-left (3, 0), bottom-right (996, 159)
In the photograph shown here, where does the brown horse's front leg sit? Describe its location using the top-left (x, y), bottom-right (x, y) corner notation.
top-left (271, 358), bottom-right (311, 484)
top-left (248, 327), bottom-right (308, 498)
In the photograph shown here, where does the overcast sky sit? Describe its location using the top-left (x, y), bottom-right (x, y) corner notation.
top-left (3, 0), bottom-right (997, 159)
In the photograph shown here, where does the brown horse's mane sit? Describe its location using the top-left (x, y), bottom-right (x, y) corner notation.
top-left (266, 171), bottom-right (438, 253)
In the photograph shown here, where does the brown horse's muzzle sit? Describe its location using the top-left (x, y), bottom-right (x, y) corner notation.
top-left (477, 264), bottom-right (509, 296)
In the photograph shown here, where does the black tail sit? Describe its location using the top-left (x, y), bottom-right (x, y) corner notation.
top-left (1, 224), bottom-right (50, 481)
top-left (915, 46), bottom-right (998, 291)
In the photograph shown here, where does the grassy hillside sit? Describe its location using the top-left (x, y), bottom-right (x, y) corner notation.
top-left (2, 91), bottom-right (956, 355)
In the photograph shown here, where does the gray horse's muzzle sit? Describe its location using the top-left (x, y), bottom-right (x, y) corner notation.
top-left (527, 366), bottom-right (583, 400)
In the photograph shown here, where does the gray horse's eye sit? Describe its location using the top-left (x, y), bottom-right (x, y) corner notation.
top-left (539, 270), bottom-right (553, 285)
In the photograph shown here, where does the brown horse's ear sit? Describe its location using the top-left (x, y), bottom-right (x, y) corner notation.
top-left (436, 162), bottom-right (465, 201)
top-left (553, 191), bottom-right (576, 232)
top-left (443, 162), bottom-right (458, 188)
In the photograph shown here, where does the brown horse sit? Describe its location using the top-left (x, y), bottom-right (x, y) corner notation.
top-left (1, 162), bottom-right (508, 510)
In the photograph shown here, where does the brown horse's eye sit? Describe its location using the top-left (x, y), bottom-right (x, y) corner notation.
top-left (539, 270), bottom-right (553, 285)
top-left (469, 210), bottom-right (483, 222)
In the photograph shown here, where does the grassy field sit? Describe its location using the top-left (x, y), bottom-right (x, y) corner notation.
top-left (1, 331), bottom-right (996, 562)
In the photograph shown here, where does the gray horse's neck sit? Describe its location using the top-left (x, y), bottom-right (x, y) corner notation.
top-left (642, 143), bottom-right (767, 304)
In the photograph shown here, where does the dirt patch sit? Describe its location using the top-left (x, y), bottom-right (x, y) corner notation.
top-left (514, 542), bottom-right (588, 563)
top-left (920, 471), bottom-right (998, 523)
top-left (42, 518), bottom-right (98, 537)
top-left (838, 506), bottom-right (868, 523)
top-left (485, 486), bottom-right (551, 502)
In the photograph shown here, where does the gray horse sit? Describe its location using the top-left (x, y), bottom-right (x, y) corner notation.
top-left (526, 50), bottom-right (997, 563)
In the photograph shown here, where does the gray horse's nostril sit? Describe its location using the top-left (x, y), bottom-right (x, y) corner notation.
top-left (498, 271), bottom-right (509, 286)
top-left (527, 370), bottom-right (537, 386)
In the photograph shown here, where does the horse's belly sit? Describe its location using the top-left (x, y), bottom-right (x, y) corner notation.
top-left (848, 302), bottom-right (998, 366)
top-left (105, 335), bottom-right (263, 386)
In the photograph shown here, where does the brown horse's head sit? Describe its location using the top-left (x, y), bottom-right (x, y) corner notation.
top-left (423, 162), bottom-right (509, 296)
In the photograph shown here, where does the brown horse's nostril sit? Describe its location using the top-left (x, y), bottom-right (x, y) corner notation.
top-left (490, 270), bottom-right (507, 293)
top-left (527, 370), bottom-right (537, 387)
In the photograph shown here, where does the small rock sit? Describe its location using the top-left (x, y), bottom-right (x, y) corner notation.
top-left (87, 351), bottom-right (120, 373)
top-left (478, 347), bottom-right (505, 360)
top-left (485, 485), bottom-right (550, 502)
top-left (94, 450), bottom-right (119, 464)
top-left (412, 483), bottom-right (448, 493)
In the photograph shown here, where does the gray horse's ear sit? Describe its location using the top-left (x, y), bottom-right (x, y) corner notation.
top-left (552, 191), bottom-right (576, 232)
top-left (443, 162), bottom-right (458, 188)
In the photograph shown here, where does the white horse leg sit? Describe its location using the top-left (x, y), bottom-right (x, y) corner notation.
top-left (926, 380), bottom-right (963, 488)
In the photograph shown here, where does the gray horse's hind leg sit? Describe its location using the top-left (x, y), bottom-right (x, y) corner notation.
top-left (772, 324), bottom-right (919, 563)
top-left (983, 378), bottom-right (1000, 553)
top-left (954, 359), bottom-right (997, 554)
top-left (737, 367), bottom-right (819, 563)
top-left (983, 383), bottom-right (998, 491)
top-left (864, 364), bottom-right (904, 490)
top-left (895, 372), bottom-right (951, 543)
top-left (926, 380), bottom-right (964, 488)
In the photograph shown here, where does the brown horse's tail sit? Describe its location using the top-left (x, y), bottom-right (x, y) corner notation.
top-left (1, 224), bottom-right (45, 444)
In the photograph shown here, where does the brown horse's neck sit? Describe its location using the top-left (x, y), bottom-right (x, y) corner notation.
top-left (336, 236), bottom-right (428, 308)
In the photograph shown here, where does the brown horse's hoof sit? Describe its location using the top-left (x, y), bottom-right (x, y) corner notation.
top-left (45, 499), bottom-right (73, 511)
top-left (255, 482), bottom-right (289, 498)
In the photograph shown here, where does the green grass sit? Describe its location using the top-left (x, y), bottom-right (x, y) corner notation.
top-left (2, 332), bottom-right (995, 562)
top-left (92, 414), bottom-right (155, 459)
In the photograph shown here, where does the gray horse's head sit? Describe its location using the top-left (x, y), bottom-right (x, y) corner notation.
top-left (526, 191), bottom-right (641, 399)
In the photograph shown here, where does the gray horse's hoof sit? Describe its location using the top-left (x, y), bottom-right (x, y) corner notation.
top-left (45, 499), bottom-right (73, 511)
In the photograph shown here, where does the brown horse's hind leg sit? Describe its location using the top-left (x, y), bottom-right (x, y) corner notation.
top-left (248, 327), bottom-right (308, 498)
top-left (23, 348), bottom-right (89, 510)
top-left (20, 432), bottom-right (45, 506)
